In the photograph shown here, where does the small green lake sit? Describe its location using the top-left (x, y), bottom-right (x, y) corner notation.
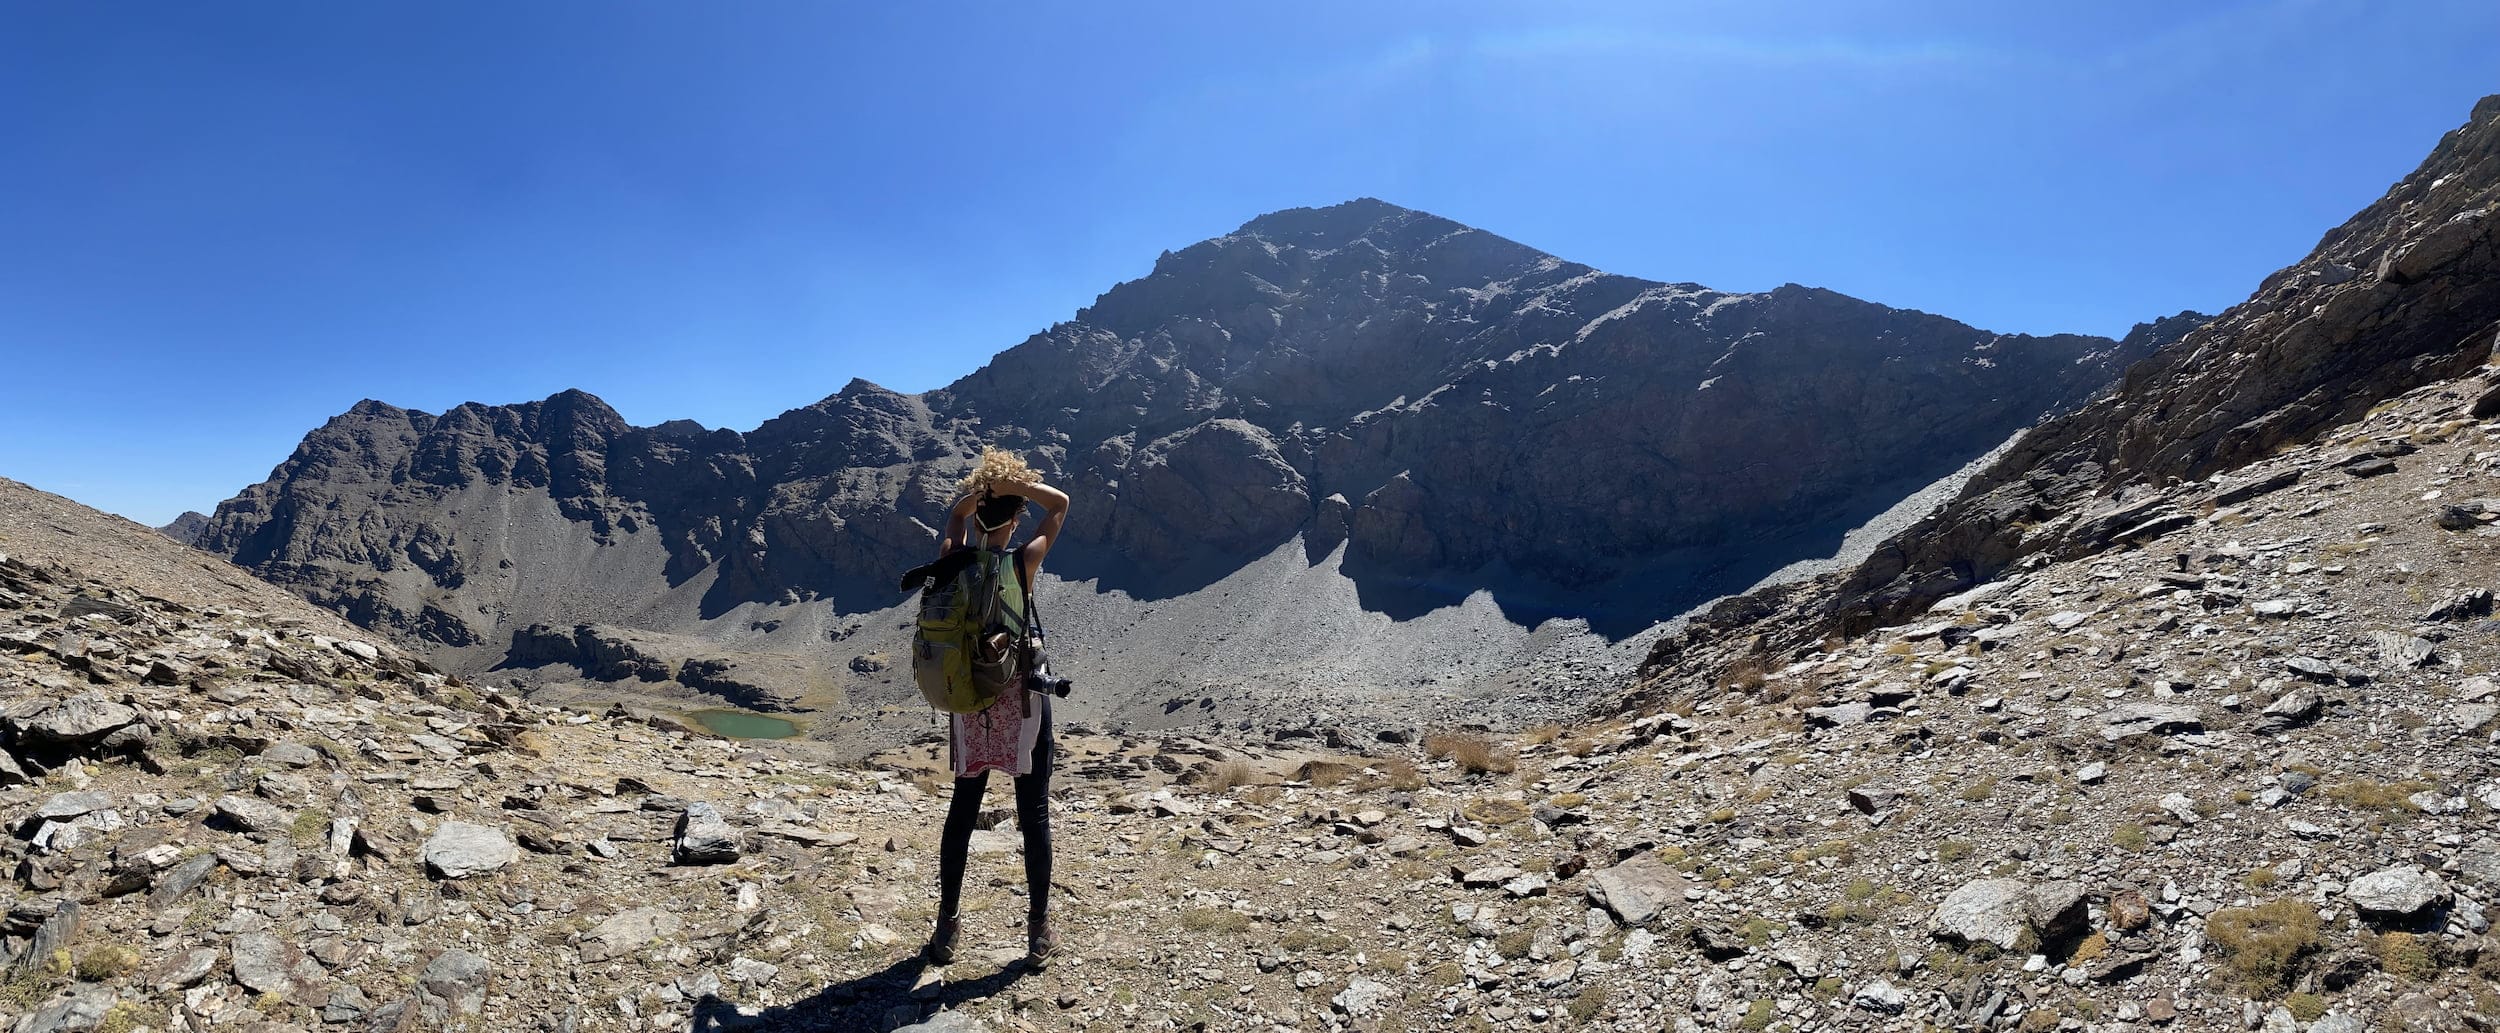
top-left (685, 709), bottom-right (803, 740)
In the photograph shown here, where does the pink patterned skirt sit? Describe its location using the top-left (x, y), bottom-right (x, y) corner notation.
top-left (950, 690), bottom-right (1047, 778)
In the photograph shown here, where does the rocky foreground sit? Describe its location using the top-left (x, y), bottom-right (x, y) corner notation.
top-left (6, 362), bottom-right (2500, 1033)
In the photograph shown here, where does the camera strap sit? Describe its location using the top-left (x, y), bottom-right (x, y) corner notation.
top-left (1011, 545), bottom-right (1041, 718)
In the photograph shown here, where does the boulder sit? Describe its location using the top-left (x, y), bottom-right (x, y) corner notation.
top-left (2344, 865), bottom-right (2452, 922)
top-left (19, 986), bottom-right (115, 1033)
top-left (673, 802), bottom-right (742, 864)
top-left (1932, 879), bottom-right (2088, 951)
top-left (1330, 976), bottom-right (1390, 1017)
top-left (34, 790), bottom-right (113, 821)
top-left (1852, 979), bottom-right (1909, 1014)
top-left (148, 947), bottom-right (221, 991)
top-left (417, 948), bottom-right (491, 1019)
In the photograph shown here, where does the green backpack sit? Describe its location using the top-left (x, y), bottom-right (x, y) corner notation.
top-left (911, 548), bottom-right (1031, 714)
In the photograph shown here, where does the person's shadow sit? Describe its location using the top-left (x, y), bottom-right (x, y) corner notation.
top-left (688, 954), bottom-right (1034, 1032)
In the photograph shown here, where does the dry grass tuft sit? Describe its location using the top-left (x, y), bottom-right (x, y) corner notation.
top-left (2324, 779), bottom-right (2434, 816)
top-left (1194, 760), bottom-right (1256, 795)
top-left (1295, 758), bottom-right (1361, 787)
top-left (1350, 758), bottom-right (1424, 793)
top-left (1462, 796), bottom-right (1531, 826)
top-left (1426, 733), bottom-right (1517, 775)
top-left (1180, 909), bottom-right (1254, 935)
top-left (2208, 898), bottom-right (2322, 996)
top-left (2375, 931), bottom-right (2436, 982)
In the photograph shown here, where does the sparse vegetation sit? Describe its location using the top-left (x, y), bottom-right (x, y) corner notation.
top-left (1569, 985), bottom-right (1608, 1022)
top-left (1180, 908), bottom-right (1252, 935)
top-left (1349, 757), bottom-right (1424, 792)
top-left (2324, 779), bottom-right (2434, 815)
top-left (1295, 758), bottom-right (1360, 786)
top-left (1196, 759), bottom-right (1256, 794)
top-left (1462, 796), bottom-right (1531, 826)
top-left (1495, 929), bottom-right (1535, 960)
top-left (1425, 733), bottom-right (1518, 776)
top-left (2111, 824), bottom-right (2148, 852)
top-left (2375, 931), bottom-right (2435, 982)
top-left (1937, 839), bottom-right (1974, 861)
top-left (74, 945), bottom-right (142, 982)
top-left (2207, 898), bottom-right (2322, 996)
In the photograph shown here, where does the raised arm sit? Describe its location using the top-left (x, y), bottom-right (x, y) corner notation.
top-left (1018, 481), bottom-right (1070, 580)
top-left (939, 493), bottom-right (979, 557)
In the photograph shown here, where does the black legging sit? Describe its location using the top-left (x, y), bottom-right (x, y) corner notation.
top-left (938, 698), bottom-right (1053, 928)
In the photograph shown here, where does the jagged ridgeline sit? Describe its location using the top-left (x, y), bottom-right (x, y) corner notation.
top-left (198, 199), bottom-right (2183, 669)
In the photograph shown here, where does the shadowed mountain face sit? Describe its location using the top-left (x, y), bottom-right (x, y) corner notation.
top-left (156, 511), bottom-right (210, 546)
top-left (1652, 94), bottom-right (2500, 664)
top-left (198, 199), bottom-right (2184, 654)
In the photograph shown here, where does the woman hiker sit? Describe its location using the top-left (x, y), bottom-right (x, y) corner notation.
top-left (924, 446), bottom-right (1070, 969)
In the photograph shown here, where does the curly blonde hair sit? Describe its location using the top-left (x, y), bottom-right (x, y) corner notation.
top-left (957, 445), bottom-right (1039, 499)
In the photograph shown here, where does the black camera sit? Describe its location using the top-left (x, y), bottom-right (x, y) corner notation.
top-left (1024, 652), bottom-right (1072, 698)
top-left (1028, 672), bottom-right (1074, 698)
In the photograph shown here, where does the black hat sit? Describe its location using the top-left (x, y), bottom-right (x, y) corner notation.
top-left (974, 493), bottom-right (1024, 532)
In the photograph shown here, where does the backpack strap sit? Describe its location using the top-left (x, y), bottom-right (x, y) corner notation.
top-left (1010, 545), bottom-right (1042, 643)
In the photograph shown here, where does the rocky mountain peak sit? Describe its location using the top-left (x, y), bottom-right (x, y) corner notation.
top-left (155, 511), bottom-right (210, 546)
top-left (198, 194), bottom-right (2182, 724)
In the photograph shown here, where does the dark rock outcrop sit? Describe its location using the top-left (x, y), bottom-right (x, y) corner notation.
top-left (1655, 94), bottom-right (2500, 666)
top-left (199, 199), bottom-right (2176, 660)
top-left (156, 511), bottom-right (210, 546)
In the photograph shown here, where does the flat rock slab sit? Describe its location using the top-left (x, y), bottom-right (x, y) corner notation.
top-left (585, 907), bottom-right (684, 963)
top-left (2372, 631), bottom-right (2437, 669)
top-left (423, 821), bottom-right (518, 879)
top-left (2097, 703), bottom-right (2202, 742)
top-left (34, 790), bottom-right (114, 820)
top-left (966, 829), bottom-right (1020, 855)
top-left (893, 1014), bottom-right (990, 1033)
top-left (212, 795), bottom-right (292, 836)
top-left (1585, 854), bottom-right (1688, 927)
top-left (15, 693), bottom-right (138, 742)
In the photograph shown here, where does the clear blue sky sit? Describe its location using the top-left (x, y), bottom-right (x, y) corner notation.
top-left (4, 2), bottom-right (2494, 526)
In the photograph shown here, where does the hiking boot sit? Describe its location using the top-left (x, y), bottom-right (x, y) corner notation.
top-left (921, 916), bottom-right (959, 966)
top-left (1024, 924), bottom-right (1061, 970)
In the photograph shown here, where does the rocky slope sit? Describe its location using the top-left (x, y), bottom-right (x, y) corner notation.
top-left (5, 357), bottom-right (2497, 1033)
top-left (1656, 94), bottom-right (2500, 663)
top-left (192, 201), bottom-right (2189, 729)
